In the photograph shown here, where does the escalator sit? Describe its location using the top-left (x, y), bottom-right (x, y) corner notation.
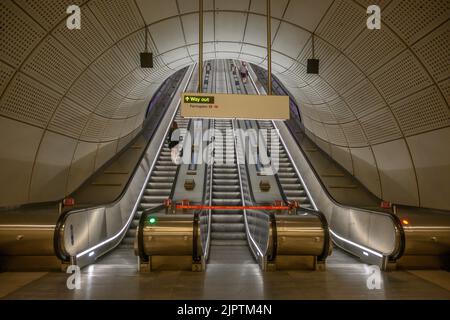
top-left (136, 59), bottom-right (330, 271)
top-left (208, 61), bottom-right (252, 262)
top-left (120, 110), bottom-right (189, 248)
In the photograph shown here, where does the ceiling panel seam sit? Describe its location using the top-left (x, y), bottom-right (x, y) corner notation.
top-left (175, 0), bottom-right (195, 64)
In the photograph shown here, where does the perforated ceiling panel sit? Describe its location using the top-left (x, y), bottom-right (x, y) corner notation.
top-left (391, 86), bottom-right (450, 137)
top-left (371, 50), bottom-right (433, 103)
top-left (360, 107), bottom-right (402, 145)
top-left (96, 91), bottom-right (123, 118)
top-left (439, 78), bottom-right (450, 105)
top-left (316, 0), bottom-right (365, 50)
top-left (88, 0), bottom-right (142, 41)
top-left (1, 0), bottom-right (46, 67)
top-left (321, 55), bottom-right (364, 95)
top-left (52, 6), bottom-right (113, 64)
top-left (345, 27), bottom-right (405, 74)
top-left (102, 118), bottom-right (124, 141)
top-left (67, 69), bottom-right (110, 111)
top-left (117, 31), bottom-right (151, 68)
top-left (49, 98), bottom-right (90, 138)
top-left (150, 18), bottom-right (187, 55)
top-left (14, 0), bottom-right (85, 31)
top-left (81, 115), bottom-right (108, 142)
top-left (315, 104), bottom-right (336, 124)
top-left (0, 61), bottom-right (14, 94)
top-left (310, 77), bottom-right (338, 102)
top-left (0, 73), bottom-right (61, 128)
top-left (413, 20), bottom-right (450, 82)
top-left (114, 98), bottom-right (136, 119)
top-left (342, 79), bottom-right (385, 118)
top-left (115, 72), bottom-right (145, 98)
top-left (327, 98), bottom-right (355, 123)
top-left (90, 46), bottom-right (134, 88)
top-left (22, 36), bottom-right (85, 94)
top-left (324, 124), bottom-right (348, 146)
top-left (342, 121), bottom-right (368, 147)
top-left (273, 22), bottom-right (310, 59)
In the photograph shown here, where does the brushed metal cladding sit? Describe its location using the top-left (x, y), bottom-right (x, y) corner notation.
top-left (0, 206), bottom-right (59, 257)
top-left (403, 227), bottom-right (450, 256)
top-left (142, 215), bottom-right (199, 256)
top-left (56, 66), bottom-right (195, 265)
top-left (0, 225), bottom-right (55, 256)
top-left (275, 214), bottom-right (325, 256)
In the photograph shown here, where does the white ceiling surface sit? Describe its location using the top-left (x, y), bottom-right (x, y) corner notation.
top-left (0, 0), bottom-right (449, 210)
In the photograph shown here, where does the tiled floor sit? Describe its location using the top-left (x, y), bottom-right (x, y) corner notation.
top-left (1, 248), bottom-right (450, 300)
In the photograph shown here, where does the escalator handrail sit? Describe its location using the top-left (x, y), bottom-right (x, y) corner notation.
top-left (234, 118), bottom-right (277, 262)
top-left (192, 118), bottom-right (213, 263)
top-left (201, 119), bottom-right (214, 262)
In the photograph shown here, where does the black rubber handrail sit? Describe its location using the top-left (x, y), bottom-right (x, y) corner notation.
top-left (195, 119), bottom-right (213, 262)
top-left (190, 118), bottom-right (212, 263)
top-left (236, 118), bottom-right (277, 263)
top-left (232, 69), bottom-right (279, 263)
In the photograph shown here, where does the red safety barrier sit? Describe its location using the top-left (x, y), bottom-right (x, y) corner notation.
top-left (175, 205), bottom-right (291, 210)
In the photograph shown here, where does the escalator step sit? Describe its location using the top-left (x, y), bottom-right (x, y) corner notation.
top-left (211, 232), bottom-right (246, 240)
top-left (211, 223), bottom-right (245, 232)
top-left (210, 240), bottom-right (248, 246)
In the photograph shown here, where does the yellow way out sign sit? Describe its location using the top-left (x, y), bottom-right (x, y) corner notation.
top-left (181, 93), bottom-right (289, 120)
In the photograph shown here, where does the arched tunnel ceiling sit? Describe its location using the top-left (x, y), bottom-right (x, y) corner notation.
top-left (0, 0), bottom-right (449, 209)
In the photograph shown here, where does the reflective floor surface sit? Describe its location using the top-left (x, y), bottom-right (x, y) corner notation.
top-left (1, 248), bottom-right (449, 300)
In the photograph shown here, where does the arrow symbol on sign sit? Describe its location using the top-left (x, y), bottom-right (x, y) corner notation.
top-left (185, 96), bottom-right (190, 102)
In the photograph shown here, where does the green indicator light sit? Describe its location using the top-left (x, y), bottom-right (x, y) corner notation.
top-left (149, 217), bottom-right (157, 224)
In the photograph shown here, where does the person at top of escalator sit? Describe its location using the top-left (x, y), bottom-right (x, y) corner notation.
top-left (239, 62), bottom-right (248, 84)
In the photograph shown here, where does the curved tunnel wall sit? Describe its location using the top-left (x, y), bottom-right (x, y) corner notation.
top-left (0, 0), bottom-right (449, 210)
